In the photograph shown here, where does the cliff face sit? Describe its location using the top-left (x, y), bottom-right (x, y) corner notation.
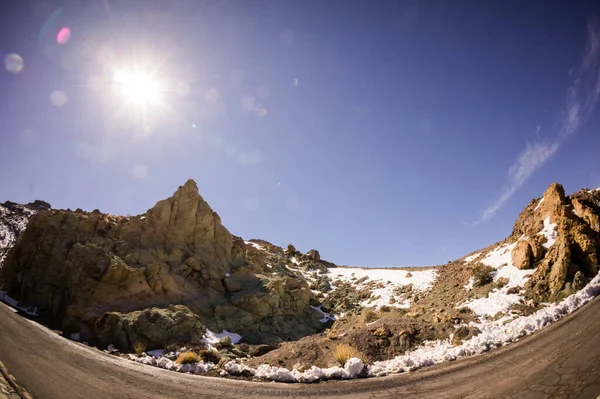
top-left (0, 180), bottom-right (323, 348)
top-left (511, 184), bottom-right (600, 297)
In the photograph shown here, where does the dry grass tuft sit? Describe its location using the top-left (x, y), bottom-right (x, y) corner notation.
top-left (176, 351), bottom-right (199, 364)
top-left (333, 343), bottom-right (362, 366)
top-left (133, 342), bottom-right (146, 355)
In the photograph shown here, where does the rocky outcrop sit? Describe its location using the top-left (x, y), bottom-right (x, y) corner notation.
top-left (0, 180), bottom-right (324, 348)
top-left (94, 305), bottom-right (206, 350)
top-left (0, 200), bottom-right (51, 266)
top-left (512, 184), bottom-right (600, 295)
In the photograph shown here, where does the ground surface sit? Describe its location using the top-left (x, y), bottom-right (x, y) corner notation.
top-left (1, 299), bottom-right (600, 399)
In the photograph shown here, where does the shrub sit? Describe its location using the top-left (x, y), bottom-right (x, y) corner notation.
top-left (380, 305), bottom-right (391, 312)
top-left (133, 342), bottom-right (146, 355)
top-left (333, 343), bottom-right (363, 366)
top-left (472, 263), bottom-right (495, 287)
top-left (176, 351), bottom-right (199, 364)
top-left (364, 309), bottom-right (378, 323)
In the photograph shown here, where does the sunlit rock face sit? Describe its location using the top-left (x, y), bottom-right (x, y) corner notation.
top-left (0, 180), bottom-right (323, 349)
top-left (512, 183), bottom-right (600, 296)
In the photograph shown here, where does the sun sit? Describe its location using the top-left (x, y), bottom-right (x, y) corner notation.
top-left (113, 69), bottom-right (161, 105)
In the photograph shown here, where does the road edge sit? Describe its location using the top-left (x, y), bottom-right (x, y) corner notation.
top-left (0, 361), bottom-right (33, 399)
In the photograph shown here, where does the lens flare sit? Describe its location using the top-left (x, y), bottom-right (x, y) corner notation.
top-left (4, 54), bottom-right (24, 73)
top-left (57, 27), bottom-right (71, 44)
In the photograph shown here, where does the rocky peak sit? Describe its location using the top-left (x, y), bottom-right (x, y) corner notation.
top-left (0, 180), bottom-right (324, 349)
top-left (509, 183), bottom-right (599, 295)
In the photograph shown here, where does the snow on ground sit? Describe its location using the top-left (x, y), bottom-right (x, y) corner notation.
top-left (481, 243), bottom-right (516, 268)
top-left (462, 242), bottom-right (536, 317)
top-left (534, 197), bottom-right (544, 211)
top-left (202, 329), bottom-right (242, 348)
top-left (225, 358), bottom-right (365, 383)
top-left (244, 241), bottom-right (267, 251)
top-left (538, 216), bottom-right (557, 248)
top-left (369, 272), bottom-right (600, 376)
top-left (327, 267), bottom-right (438, 310)
top-left (310, 306), bottom-right (336, 323)
top-left (464, 277), bottom-right (475, 291)
top-left (463, 253), bottom-right (482, 263)
top-left (290, 256), bottom-right (300, 265)
top-left (222, 272), bottom-right (600, 382)
top-left (462, 289), bottom-right (523, 317)
top-left (130, 353), bottom-right (216, 374)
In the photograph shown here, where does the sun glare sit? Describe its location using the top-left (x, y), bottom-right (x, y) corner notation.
top-left (114, 69), bottom-right (160, 105)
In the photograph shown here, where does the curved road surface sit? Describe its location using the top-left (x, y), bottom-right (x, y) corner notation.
top-left (1, 299), bottom-right (600, 399)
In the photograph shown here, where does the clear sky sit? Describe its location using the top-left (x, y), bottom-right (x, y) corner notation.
top-left (1, 0), bottom-right (600, 267)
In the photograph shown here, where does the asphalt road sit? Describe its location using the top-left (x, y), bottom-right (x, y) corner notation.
top-left (1, 298), bottom-right (600, 399)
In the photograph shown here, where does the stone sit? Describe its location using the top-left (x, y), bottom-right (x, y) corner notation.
top-left (512, 240), bottom-right (533, 270)
top-left (94, 305), bottom-right (206, 351)
top-left (306, 249), bottom-right (321, 261)
top-left (247, 344), bottom-right (273, 357)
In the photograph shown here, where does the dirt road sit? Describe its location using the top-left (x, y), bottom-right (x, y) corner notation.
top-left (1, 298), bottom-right (599, 399)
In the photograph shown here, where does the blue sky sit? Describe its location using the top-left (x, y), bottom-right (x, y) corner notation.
top-left (1, 0), bottom-right (600, 267)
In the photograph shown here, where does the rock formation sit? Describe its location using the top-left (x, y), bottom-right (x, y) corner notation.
top-left (0, 180), bottom-right (324, 349)
top-left (511, 183), bottom-right (599, 295)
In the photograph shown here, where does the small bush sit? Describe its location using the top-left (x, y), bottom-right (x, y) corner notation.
top-left (364, 310), bottom-right (378, 323)
top-left (380, 305), bottom-right (391, 312)
top-left (133, 342), bottom-right (146, 355)
top-left (198, 349), bottom-right (220, 364)
top-left (472, 263), bottom-right (495, 287)
top-left (176, 351), bottom-right (199, 364)
top-left (333, 343), bottom-right (363, 366)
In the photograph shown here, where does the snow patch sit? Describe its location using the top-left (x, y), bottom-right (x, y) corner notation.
top-left (464, 277), bottom-right (475, 291)
top-left (481, 243), bottom-right (516, 269)
top-left (463, 253), bottom-right (481, 263)
top-left (369, 272), bottom-right (600, 376)
top-left (225, 358), bottom-right (365, 382)
top-left (327, 267), bottom-right (437, 310)
top-left (244, 241), bottom-right (267, 251)
top-left (538, 216), bottom-right (557, 248)
top-left (462, 288), bottom-right (523, 317)
top-left (534, 197), bottom-right (544, 211)
top-left (202, 329), bottom-right (242, 348)
top-left (310, 306), bottom-right (336, 323)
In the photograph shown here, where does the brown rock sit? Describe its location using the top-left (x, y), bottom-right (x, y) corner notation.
top-left (512, 240), bottom-right (533, 270)
top-left (306, 249), bottom-right (321, 262)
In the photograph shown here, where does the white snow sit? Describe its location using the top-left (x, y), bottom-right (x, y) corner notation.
top-left (369, 272), bottom-right (600, 376)
top-left (310, 306), bottom-right (336, 323)
top-left (534, 197), bottom-right (544, 211)
top-left (0, 291), bottom-right (19, 308)
top-left (327, 267), bottom-right (437, 310)
top-left (290, 256), bottom-right (300, 265)
top-left (147, 349), bottom-right (165, 357)
top-left (481, 243), bottom-right (516, 269)
top-left (464, 277), bottom-right (475, 291)
top-left (494, 265), bottom-right (534, 288)
top-left (244, 241), bottom-right (267, 251)
top-left (463, 253), bottom-right (482, 263)
top-left (225, 358), bottom-right (365, 383)
top-left (202, 329), bottom-right (242, 348)
top-left (130, 354), bottom-right (215, 374)
top-left (462, 288), bottom-right (523, 317)
top-left (462, 242), bottom-right (535, 317)
top-left (538, 216), bottom-right (557, 248)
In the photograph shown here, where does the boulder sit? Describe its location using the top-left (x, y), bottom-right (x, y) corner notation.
top-left (93, 305), bottom-right (206, 350)
top-left (306, 249), bottom-right (321, 262)
top-left (512, 240), bottom-right (533, 270)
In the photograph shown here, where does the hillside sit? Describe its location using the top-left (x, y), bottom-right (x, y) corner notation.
top-left (0, 180), bottom-right (598, 382)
